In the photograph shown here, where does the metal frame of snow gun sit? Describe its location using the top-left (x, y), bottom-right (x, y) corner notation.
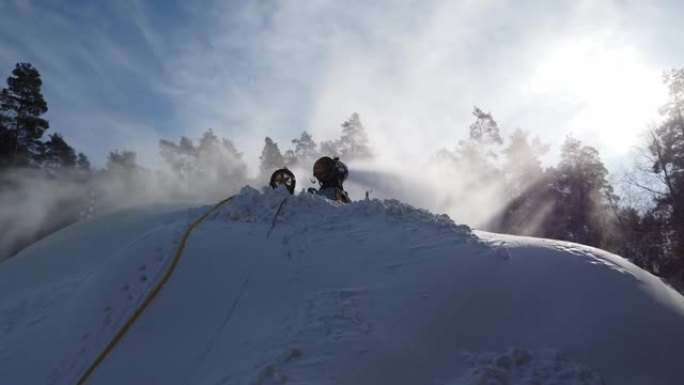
top-left (75, 195), bottom-right (235, 385)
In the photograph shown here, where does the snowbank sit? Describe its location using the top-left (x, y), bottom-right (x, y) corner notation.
top-left (1, 186), bottom-right (684, 384)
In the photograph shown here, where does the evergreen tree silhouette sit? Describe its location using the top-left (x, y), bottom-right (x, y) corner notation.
top-left (0, 63), bottom-right (49, 167)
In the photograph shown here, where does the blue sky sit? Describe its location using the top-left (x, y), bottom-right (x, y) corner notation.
top-left (1, 0), bottom-right (683, 174)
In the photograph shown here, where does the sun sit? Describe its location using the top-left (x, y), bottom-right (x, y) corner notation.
top-left (529, 35), bottom-right (668, 153)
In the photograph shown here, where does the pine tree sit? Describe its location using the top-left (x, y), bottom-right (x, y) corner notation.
top-left (0, 114), bottom-right (10, 165)
top-left (291, 131), bottom-right (318, 164)
top-left (490, 129), bottom-right (550, 235)
top-left (259, 137), bottom-right (285, 179)
top-left (76, 152), bottom-right (90, 171)
top-left (198, 129), bottom-right (220, 150)
top-left (160, 136), bottom-right (197, 179)
top-left (452, 106), bottom-right (504, 181)
top-left (503, 129), bottom-right (549, 196)
top-left (0, 63), bottom-right (49, 168)
top-left (612, 206), bottom-right (667, 271)
top-left (339, 113), bottom-right (371, 160)
top-left (196, 129), bottom-right (247, 183)
top-left (107, 150), bottom-right (138, 171)
top-left (283, 149), bottom-right (297, 167)
top-left (469, 106), bottom-right (502, 146)
top-left (641, 67), bottom-right (684, 280)
top-left (320, 139), bottom-right (341, 158)
top-left (546, 136), bottom-right (615, 247)
top-left (44, 133), bottom-right (77, 169)
top-left (489, 170), bottom-right (556, 236)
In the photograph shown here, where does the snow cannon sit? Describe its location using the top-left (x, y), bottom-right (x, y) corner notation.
top-left (269, 168), bottom-right (296, 194)
top-left (313, 156), bottom-right (348, 187)
top-left (310, 156), bottom-right (351, 203)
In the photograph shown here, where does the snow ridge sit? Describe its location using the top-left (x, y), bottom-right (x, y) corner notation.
top-left (215, 186), bottom-right (474, 240)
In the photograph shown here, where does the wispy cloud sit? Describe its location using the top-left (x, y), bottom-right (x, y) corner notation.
top-left (0, 0), bottom-right (679, 175)
top-left (0, 0), bottom-right (171, 165)
top-left (151, 0), bottom-right (674, 172)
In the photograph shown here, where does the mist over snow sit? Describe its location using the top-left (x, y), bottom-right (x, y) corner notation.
top-left (341, 156), bottom-right (507, 228)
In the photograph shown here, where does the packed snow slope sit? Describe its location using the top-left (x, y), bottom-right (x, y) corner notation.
top-left (2, 187), bottom-right (684, 385)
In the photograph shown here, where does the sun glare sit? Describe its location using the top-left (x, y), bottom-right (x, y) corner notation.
top-left (530, 36), bottom-right (668, 153)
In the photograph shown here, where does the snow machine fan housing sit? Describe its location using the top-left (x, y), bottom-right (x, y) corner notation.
top-left (313, 156), bottom-right (348, 186)
top-left (269, 168), bottom-right (296, 194)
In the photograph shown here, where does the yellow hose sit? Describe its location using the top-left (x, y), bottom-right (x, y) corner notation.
top-left (76, 196), bottom-right (234, 385)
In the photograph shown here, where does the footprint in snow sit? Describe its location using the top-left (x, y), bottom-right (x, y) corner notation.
top-left (386, 262), bottom-right (403, 272)
top-left (494, 247), bottom-right (511, 260)
top-left (252, 363), bottom-right (287, 385)
top-left (281, 348), bottom-right (303, 363)
top-left (301, 289), bottom-right (372, 340)
top-left (249, 348), bottom-right (303, 385)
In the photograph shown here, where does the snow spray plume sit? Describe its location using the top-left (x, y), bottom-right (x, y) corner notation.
top-left (0, 136), bottom-right (251, 261)
top-left (337, 126), bottom-right (551, 232)
top-left (92, 131), bottom-right (253, 211)
top-left (341, 156), bottom-right (511, 228)
top-left (0, 168), bottom-right (90, 261)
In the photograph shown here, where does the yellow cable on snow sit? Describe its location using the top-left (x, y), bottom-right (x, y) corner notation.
top-left (76, 195), bottom-right (234, 385)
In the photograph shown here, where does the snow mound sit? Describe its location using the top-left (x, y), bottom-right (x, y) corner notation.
top-left (2, 186), bottom-right (684, 385)
top-left (454, 347), bottom-right (603, 385)
top-left (217, 186), bottom-right (473, 238)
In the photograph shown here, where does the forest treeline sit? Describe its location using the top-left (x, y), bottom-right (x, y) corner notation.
top-left (0, 63), bottom-right (372, 260)
top-left (2, 62), bottom-right (684, 292)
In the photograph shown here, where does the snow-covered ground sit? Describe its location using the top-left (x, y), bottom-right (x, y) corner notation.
top-left (2, 187), bottom-right (684, 385)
